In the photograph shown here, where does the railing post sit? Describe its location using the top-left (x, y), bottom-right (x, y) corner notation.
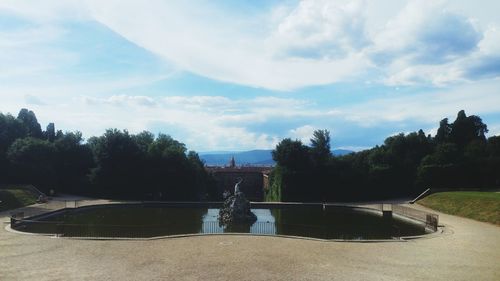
top-left (382, 204), bottom-right (392, 220)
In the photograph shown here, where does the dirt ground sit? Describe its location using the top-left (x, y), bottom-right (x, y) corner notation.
top-left (1, 203), bottom-right (499, 281)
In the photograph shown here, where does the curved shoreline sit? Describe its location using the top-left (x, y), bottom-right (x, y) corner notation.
top-left (7, 201), bottom-right (436, 241)
top-left (1, 201), bottom-right (498, 281)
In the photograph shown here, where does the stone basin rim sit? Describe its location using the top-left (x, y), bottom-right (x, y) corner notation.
top-left (5, 222), bottom-right (445, 242)
top-left (7, 201), bottom-right (441, 241)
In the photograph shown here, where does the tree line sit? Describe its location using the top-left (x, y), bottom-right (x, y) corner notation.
top-left (2, 108), bottom-right (499, 202)
top-left (0, 109), bottom-right (215, 200)
top-left (266, 110), bottom-right (500, 202)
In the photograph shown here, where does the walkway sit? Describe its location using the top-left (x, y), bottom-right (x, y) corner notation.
top-left (0, 201), bottom-right (499, 281)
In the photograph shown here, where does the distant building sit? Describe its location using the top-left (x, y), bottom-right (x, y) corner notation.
top-left (206, 157), bottom-right (271, 201)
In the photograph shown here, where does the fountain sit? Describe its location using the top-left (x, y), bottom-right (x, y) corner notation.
top-left (218, 178), bottom-right (257, 227)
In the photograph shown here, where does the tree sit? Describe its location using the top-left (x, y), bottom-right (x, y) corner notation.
top-left (487, 136), bottom-right (500, 186)
top-left (17, 109), bottom-right (43, 139)
top-left (272, 138), bottom-right (310, 171)
top-left (88, 129), bottom-right (143, 197)
top-left (309, 129), bottom-right (332, 201)
top-left (132, 131), bottom-right (155, 154)
top-left (45, 123), bottom-right (56, 142)
top-left (187, 151), bottom-right (210, 200)
top-left (0, 113), bottom-right (26, 151)
top-left (417, 143), bottom-right (462, 189)
top-left (148, 133), bottom-right (186, 156)
top-left (0, 113), bottom-right (27, 181)
top-left (271, 138), bottom-right (313, 201)
top-left (53, 131), bottom-right (94, 193)
top-left (487, 136), bottom-right (500, 158)
top-left (6, 137), bottom-right (56, 191)
top-left (435, 118), bottom-right (451, 143)
top-left (310, 129), bottom-right (331, 167)
top-left (421, 143), bottom-right (461, 166)
top-left (146, 134), bottom-right (190, 199)
top-left (450, 110), bottom-right (488, 147)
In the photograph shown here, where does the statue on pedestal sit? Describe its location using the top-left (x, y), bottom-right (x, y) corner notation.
top-left (218, 177), bottom-right (257, 227)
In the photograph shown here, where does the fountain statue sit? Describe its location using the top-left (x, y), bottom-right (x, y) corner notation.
top-left (218, 177), bottom-right (257, 227)
top-left (234, 177), bottom-right (242, 193)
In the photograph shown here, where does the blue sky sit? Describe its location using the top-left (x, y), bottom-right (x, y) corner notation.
top-left (1, 0), bottom-right (500, 151)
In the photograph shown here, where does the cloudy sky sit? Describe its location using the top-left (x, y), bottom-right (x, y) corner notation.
top-left (1, 0), bottom-right (499, 151)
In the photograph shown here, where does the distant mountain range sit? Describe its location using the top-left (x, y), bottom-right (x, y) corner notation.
top-left (199, 149), bottom-right (353, 166)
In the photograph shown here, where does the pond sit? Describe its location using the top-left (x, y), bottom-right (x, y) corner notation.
top-left (12, 204), bottom-right (430, 240)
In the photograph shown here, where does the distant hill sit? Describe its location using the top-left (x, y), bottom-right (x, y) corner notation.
top-left (199, 149), bottom-right (353, 166)
top-left (199, 150), bottom-right (274, 166)
top-left (331, 149), bottom-right (354, 156)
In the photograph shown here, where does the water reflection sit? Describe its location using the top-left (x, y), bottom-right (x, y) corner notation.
top-left (202, 209), bottom-right (276, 234)
top-left (22, 205), bottom-right (427, 239)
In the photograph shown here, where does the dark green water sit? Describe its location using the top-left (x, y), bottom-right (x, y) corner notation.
top-left (17, 205), bottom-right (428, 239)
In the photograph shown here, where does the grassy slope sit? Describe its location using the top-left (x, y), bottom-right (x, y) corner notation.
top-left (0, 188), bottom-right (38, 212)
top-left (419, 191), bottom-right (500, 225)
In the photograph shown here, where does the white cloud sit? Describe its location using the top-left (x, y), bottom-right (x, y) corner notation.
top-left (2, 0), bottom-right (499, 89)
top-left (82, 95), bottom-right (156, 107)
top-left (340, 80), bottom-right (500, 126)
top-left (55, 94), bottom-right (311, 150)
top-left (374, 1), bottom-right (482, 61)
top-left (0, 0), bottom-right (87, 23)
top-left (163, 96), bottom-right (233, 112)
top-left (3, 78), bottom-right (500, 151)
top-left (85, 0), bottom-right (500, 88)
top-left (488, 124), bottom-right (500, 137)
top-left (271, 0), bottom-right (369, 59)
top-left (368, 1), bottom-right (489, 85)
top-left (24, 94), bottom-right (45, 105)
top-left (0, 24), bottom-right (76, 78)
top-left (478, 27), bottom-right (500, 55)
top-left (2, 0), bottom-right (500, 151)
top-left (289, 125), bottom-right (316, 144)
top-left (80, 0), bottom-right (369, 90)
top-left (382, 63), bottom-right (465, 86)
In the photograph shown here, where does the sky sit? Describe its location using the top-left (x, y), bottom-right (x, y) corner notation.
top-left (1, 0), bottom-right (499, 152)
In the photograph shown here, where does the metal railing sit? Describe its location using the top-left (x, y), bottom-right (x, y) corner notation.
top-left (9, 202), bottom-right (440, 238)
top-left (392, 204), bottom-right (439, 232)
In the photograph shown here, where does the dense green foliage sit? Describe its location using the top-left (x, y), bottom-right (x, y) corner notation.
top-left (0, 186), bottom-right (38, 212)
top-left (419, 192), bottom-right (500, 225)
top-left (267, 110), bottom-right (500, 202)
top-left (2, 108), bottom-right (499, 203)
top-left (0, 109), bottom-right (211, 200)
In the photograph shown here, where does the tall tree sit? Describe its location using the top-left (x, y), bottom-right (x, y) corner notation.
top-left (132, 131), bottom-right (155, 154)
top-left (310, 129), bottom-right (331, 167)
top-left (17, 109), bottom-right (43, 139)
top-left (88, 129), bottom-right (142, 197)
top-left (0, 113), bottom-right (27, 181)
top-left (6, 138), bottom-right (56, 191)
top-left (272, 138), bottom-right (310, 171)
top-left (435, 118), bottom-right (451, 143)
top-left (45, 123), bottom-right (56, 142)
top-left (450, 110), bottom-right (488, 147)
top-left (53, 131), bottom-right (94, 193)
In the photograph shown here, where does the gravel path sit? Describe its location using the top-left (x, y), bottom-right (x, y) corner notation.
top-left (1, 203), bottom-right (499, 281)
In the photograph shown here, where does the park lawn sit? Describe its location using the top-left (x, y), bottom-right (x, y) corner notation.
top-left (0, 188), bottom-right (38, 212)
top-left (418, 191), bottom-right (500, 225)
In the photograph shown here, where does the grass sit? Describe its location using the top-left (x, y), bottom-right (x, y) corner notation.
top-left (418, 191), bottom-right (500, 225)
top-left (0, 187), bottom-right (38, 212)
